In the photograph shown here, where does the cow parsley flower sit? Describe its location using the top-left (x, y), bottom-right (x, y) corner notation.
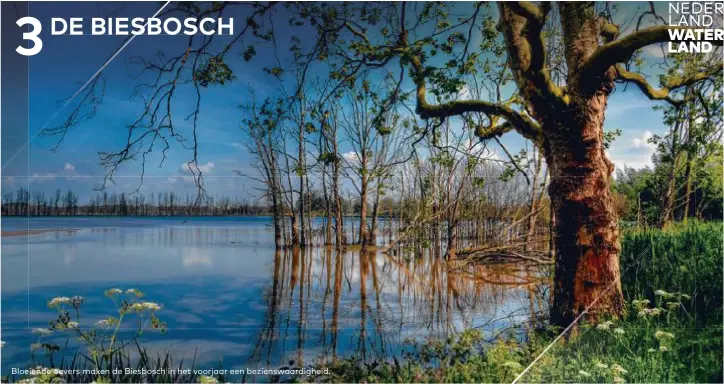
top-left (612, 364), bottom-right (628, 375)
top-left (48, 297), bottom-right (71, 308)
top-left (597, 321), bottom-right (613, 330)
top-left (654, 330), bottom-right (675, 340)
top-left (638, 308), bottom-right (663, 317)
top-left (95, 319), bottom-right (111, 327)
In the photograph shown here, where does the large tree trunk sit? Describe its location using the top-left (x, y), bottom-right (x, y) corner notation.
top-left (546, 100), bottom-right (625, 327)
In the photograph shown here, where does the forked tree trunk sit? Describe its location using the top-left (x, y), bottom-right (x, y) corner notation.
top-left (546, 98), bottom-right (625, 327)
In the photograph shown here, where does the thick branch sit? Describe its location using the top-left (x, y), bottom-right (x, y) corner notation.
top-left (581, 25), bottom-right (723, 81)
top-left (410, 54), bottom-right (542, 145)
top-left (615, 64), bottom-right (723, 106)
top-left (498, 2), bottom-right (567, 118)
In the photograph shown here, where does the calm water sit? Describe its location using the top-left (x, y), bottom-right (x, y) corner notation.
top-left (1, 217), bottom-right (548, 378)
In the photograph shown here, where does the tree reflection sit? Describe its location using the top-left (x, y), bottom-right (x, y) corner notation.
top-left (248, 243), bottom-right (548, 371)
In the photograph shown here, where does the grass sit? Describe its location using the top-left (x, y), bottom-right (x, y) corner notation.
top-left (5, 221), bottom-right (722, 383)
top-left (309, 221), bottom-right (723, 383)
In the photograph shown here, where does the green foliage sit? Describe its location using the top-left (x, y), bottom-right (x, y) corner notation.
top-left (194, 56), bottom-right (235, 87)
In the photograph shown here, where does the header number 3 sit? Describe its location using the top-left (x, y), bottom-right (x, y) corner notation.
top-left (16, 17), bottom-right (42, 56)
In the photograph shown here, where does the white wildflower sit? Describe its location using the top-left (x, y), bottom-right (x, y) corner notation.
top-left (613, 328), bottom-right (625, 335)
top-left (597, 321), bottom-right (613, 330)
top-left (612, 364), bottom-right (628, 375)
top-left (666, 302), bottom-right (680, 310)
top-left (638, 308), bottom-right (663, 317)
top-left (654, 330), bottom-right (675, 340)
top-left (578, 370), bottom-right (590, 377)
top-left (32, 328), bottom-right (52, 335)
top-left (142, 302), bottom-right (161, 311)
top-left (105, 288), bottom-right (122, 296)
top-left (95, 319), bottom-right (111, 327)
top-left (659, 346), bottom-right (669, 352)
top-left (632, 299), bottom-right (650, 310)
top-left (655, 290), bottom-right (673, 299)
top-left (67, 322), bottom-right (79, 329)
top-left (647, 348), bottom-right (656, 353)
top-left (613, 376), bottom-right (625, 383)
top-left (48, 297), bottom-right (71, 307)
top-left (596, 362), bottom-right (608, 369)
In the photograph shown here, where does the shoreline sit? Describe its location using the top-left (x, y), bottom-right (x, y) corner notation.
top-left (1, 228), bottom-right (78, 237)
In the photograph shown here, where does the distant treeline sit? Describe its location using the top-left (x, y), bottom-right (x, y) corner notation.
top-left (1, 189), bottom-right (269, 216)
top-left (0, 188), bottom-right (381, 217)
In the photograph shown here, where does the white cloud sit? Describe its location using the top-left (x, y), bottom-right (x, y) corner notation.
top-left (608, 130), bottom-right (658, 171)
top-left (180, 161), bottom-right (215, 174)
top-left (632, 130), bottom-right (656, 150)
top-left (642, 44), bottom-right (667, 58)
top-left (457, 84), bottom-right (471, 100)
top-left (29, 173), bottom-right (57, 183)
top-left (63, 163), bottom-right (75, 172)
top-left (229, 142), bottom-right (244, 149)
top-left (342, 151), bottom-right (359, 162)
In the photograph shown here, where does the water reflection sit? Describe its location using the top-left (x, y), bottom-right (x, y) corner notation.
top-left (0, 219), bottom-right (548, 377)
top-left (248, 244), bottom-right (548, 374)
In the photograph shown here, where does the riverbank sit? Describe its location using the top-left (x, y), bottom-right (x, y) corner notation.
top-left (310, 221), bottom-right (723, 383)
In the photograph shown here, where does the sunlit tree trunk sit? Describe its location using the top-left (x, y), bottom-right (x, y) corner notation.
top-left (545, 102), bottom-right (625, 326)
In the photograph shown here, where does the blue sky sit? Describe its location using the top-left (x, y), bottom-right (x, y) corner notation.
top-left (2, 2), bottom-right (673, 203)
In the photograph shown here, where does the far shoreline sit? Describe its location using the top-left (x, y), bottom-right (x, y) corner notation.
top-left (1, 228), bottom-right (79, 237)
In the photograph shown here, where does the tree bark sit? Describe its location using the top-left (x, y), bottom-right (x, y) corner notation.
top-left (546, 101), bottom-right (625, 327)
top-left (682, 152), bottom-right (693, 222)
top-left (445, 220), bottom-right (457, 259)
top-left (370, 180), bottom-right (382, 245)
top-left (359, 161), bottom-right (370, 248)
